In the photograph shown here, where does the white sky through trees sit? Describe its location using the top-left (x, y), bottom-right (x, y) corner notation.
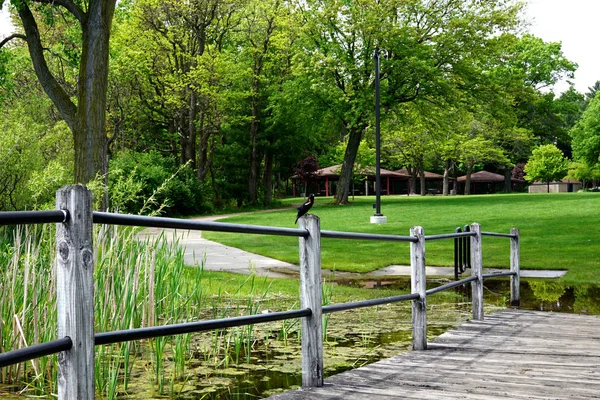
top-left (525, 0), bottom-right (600, 94)
top-left (1, 1), bottom-right (599, 95)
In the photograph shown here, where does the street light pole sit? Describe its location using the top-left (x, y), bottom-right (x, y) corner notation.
top-left (371, 49), bottom-right (387, 224)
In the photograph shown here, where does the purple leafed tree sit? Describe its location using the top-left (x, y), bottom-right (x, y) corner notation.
top-left (294, 156), bottom-right (319, 196)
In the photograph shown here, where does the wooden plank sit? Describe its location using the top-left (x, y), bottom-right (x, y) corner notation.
top-left (268, 310), bottom-right (600, 399)
top-left (410, 226), bottom-right (426, 350)
top-left (298, 214), bottom-right (323, 387)
top-left (470, 223), bottom-right (483, 320)
top-left (56, 185), bottom-right (95, 399)
top-left (510, 228), bottom-right (520, 306)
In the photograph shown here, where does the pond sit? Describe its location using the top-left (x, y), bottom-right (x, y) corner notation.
top-left (126, 278), bottom-right (600, 399)
top-left (1, 278), bottom-right (598, 399)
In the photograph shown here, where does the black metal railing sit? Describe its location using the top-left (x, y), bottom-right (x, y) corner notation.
top-left (454, 225), bottom-right (471, 279)
top-left (0, 186), bottom-right (521, 398)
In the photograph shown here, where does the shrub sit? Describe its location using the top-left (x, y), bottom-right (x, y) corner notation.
top-left (108, 151), bottom-right (207, 216)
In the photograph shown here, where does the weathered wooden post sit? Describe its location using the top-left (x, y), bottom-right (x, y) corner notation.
top-left (56, 185), bottom-right (95, 399)
top-left (470, 223), bottom-right (484, 321)
top-left (298, 214), bottom-right (323, 387)
top-left (410, 226), bottom-right (427, 350)
top-left (510, 228), bottom-right (520, 307)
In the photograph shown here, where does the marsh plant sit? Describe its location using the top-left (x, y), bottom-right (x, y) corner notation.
top-left (0, 224), bottom-right (294, 398)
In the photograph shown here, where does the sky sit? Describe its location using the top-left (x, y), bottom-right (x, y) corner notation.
top-left (1, 1), bottom-right (599, 95)
top-left (525, 0), bottom-right (600, 95)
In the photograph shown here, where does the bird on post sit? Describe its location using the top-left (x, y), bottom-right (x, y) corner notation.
top-left (295, 193), bottom-right (315, 224)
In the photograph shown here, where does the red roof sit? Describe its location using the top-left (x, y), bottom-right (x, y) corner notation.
top-left (316, 164), bottom-right (409, 178)
top-left (394, 169), bottom-right (447, 180)
top-left (457, 170), bottom-right (525, 183)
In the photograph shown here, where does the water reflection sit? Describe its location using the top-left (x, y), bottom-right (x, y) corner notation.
top-left (334, 276), bottom-right (600, 316)
top-left (2, 278), bottom-right (597, 399)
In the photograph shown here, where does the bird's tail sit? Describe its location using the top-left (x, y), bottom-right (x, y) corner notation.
top-left (295, 216), bottom-right (299, 224)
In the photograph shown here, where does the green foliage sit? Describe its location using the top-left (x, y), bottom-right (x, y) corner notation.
top-left (108, 151), bottom-right (208, 216)
top-left (524, 144), bottom-right (569, 185)
top-left (0, 73), bottom-right (73, 210)
top-left (567, 161), bottom-right (600, 187)
top-left (501, 34), bottom-right (577, 89)
top-left (570, 92), bottom-right (600, 167)
top-left (1, 0), bottom-right (583, 212)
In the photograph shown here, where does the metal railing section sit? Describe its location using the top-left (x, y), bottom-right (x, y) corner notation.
top-left (0, 186), bottom-right (521, 398)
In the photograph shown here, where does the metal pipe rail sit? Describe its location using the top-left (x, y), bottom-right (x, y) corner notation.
top-left (482, 231), bottom-right (518, 238)
top-left (321, 230), bottom-right (417, 242)
top-left (483, 271), bottom-right (517, 279)
top-left (425, 231), bottom-right (476, 241)
top-left (0, 337), bottom-right (72, 368)
top-left (93, 211), bottom-right (308, 237)
top-left (0, 210), bottom-right (68, 226)
top-left (95, 309), bottom-right (311, 345)
top-left (323, 293), bottom-right (420, 314)
top-left (426, 276), bottom-right (478, 296)
top-left (0, 186), bottom-right (522, 398)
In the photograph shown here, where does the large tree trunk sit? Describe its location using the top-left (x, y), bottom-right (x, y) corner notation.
top-left (407, 166), bottom-right (417, 195)
top-left (465, 166), bottom-right (473, 195)
top-left (188, 91), bottom-right (197, 169)
top-left (443, 160), bottom-right (451, 195)
top-left (504, 168), bottom-right (512, 192)
top-left (76, 2), bottom-right (115, 187)
top-left (419, 167), bottom-right (426, 196)
top-left (248, 98), bottom-right (260, 203)
top-left (196, 105), bottom-right (214, 182)
top-left (19, 1), bottom-right (116, 209)
top-left (334, 126), bottom-right (363, 204)
top-left (264, 151), bottom-right (273, 205)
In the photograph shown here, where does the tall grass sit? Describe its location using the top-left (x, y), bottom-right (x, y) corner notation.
top-left (0, 224), bottom-right (304, 398)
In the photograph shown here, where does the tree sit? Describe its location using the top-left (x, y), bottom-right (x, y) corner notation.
top-left (567, 161), bottom-right (595, 189)
top-left (0, 45), bottom-right (73, 210)
top-left (382, 104), bottom-right (437, 196)
top-left (296, 0), bottom-right (530, 204)
top-left (570, 92), bottom-right (600, 169)
top-left (585, 80), bottom-right (600, 104)
top-left (1, 0), bottom-right (117, 190)
top-left (293, 155), bottom-right (319, 196)
top-left (524, 144), bottom-right (569, 192)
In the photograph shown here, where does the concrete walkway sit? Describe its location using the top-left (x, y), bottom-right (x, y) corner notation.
top-left (140, 215), bottom-right (567, 279)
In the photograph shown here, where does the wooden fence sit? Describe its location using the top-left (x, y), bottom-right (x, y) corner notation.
top-left (0, 184), bottom-right (520, 398)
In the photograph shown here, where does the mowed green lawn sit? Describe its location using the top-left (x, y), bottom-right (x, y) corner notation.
top-left (203, 193), bottom-right (600, 284)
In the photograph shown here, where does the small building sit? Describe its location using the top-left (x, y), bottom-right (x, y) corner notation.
top-left (528, 180), bottom-right (583, 193)
top-left (457, 171), bottom-right (526, 194)
top-left (394, 169), bottom-right (449, 195)
top-left (292, 164), bottom-right (409, 197)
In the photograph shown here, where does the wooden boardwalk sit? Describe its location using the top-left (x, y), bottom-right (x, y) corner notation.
top-left (269, 310), bottom-right (600, 399)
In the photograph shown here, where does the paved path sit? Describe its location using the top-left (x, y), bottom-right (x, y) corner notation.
top-left (268, 309), bottom-right (600, 399)
top-left (140, 215), bottom-right (567, 279)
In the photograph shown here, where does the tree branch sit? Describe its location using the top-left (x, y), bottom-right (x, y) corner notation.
top-left (31, 0), bottom-right (86, 24)
top-left (0, 33), bottom-right (27, 49)
top-left (18, 2), bottom-right (77, 130)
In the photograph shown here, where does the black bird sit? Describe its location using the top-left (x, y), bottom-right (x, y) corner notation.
top-left (295, 193), bottom-right (315, 224)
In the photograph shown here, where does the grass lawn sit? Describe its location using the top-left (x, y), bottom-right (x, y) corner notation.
top-left (203, 192), bottom-right (600, 284)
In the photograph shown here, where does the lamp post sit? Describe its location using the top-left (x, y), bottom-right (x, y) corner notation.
top-left (371, 48), bottom-right (387, 224)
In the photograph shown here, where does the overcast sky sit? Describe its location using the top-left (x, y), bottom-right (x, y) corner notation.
top-left (1, 1), bottom-right (599, 95)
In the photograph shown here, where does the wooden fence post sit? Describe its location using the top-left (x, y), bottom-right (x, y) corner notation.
top-left (410, 226), bottom-right (427, 350)
top-left (56, 185), bottom-right (95, 399)
top-left (298, 215), bottom-right (323, 387)
top-left (510, 228), bottom-right (520, 307)
top-left (470, 223), bottom-right (484, 321)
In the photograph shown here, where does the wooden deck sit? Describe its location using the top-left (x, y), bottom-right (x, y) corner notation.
top-left (269, 310), bottom-right (600, 399)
